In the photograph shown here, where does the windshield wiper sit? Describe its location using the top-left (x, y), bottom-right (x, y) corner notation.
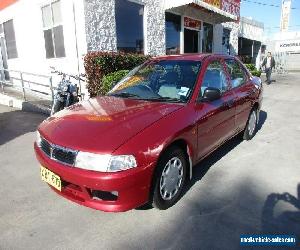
top-left (109, 92), bottom-right (141, 99)
top-left (147, 97), bottom-right (185, 103)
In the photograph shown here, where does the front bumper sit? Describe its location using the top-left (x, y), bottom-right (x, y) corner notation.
top-left (34, 143), bottom-right (154, 212)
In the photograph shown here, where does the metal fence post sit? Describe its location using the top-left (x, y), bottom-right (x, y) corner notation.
top-left (20, 72), bottom-right (26, 101)
top-left (0, 68), bottom-right (4, 93)
top-left (0, 80), bottom-right (3, 93)
top-left (0, 75), bottom-right (4, 93)
top-left (49, 76), bottom-right (54, 102)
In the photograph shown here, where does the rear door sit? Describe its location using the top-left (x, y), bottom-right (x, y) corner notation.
top-left (224, 59), bottom-right (254, 130)
top-left (195, 59), bottom-right (236, 159)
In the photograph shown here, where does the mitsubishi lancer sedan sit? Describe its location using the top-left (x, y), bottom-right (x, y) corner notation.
top-left (34, 54), bottom-right (263, 212)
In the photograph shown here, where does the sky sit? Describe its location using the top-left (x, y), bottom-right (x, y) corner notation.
top-left (240, 0), bottom-right (300, 37)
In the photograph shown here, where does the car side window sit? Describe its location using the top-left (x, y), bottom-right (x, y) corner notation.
top-left (199, 60), bottom-right (229, 97)
top-left (224, 59), bottom-right (247, 88)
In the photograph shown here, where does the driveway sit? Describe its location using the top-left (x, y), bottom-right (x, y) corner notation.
top-left (0, 73), bottom-right (299, 249)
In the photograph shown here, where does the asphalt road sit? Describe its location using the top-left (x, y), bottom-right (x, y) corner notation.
top-left (0, 73), bottom-right (300, 250)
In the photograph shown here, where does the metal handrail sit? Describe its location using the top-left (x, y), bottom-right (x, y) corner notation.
top-left (0, 68), bottom-right (86, 102)
top-left (1, 69), bottom-right (51, 79)
top-left (0, 68), bottom-right (53, 101)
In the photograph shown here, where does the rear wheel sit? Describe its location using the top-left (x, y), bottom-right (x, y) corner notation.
top-left (151, 147), bottom-right (187, 210)
top-left (51, 100), bottom-right (63, 115)
top-left (243, 108), bottom-right (258, 140)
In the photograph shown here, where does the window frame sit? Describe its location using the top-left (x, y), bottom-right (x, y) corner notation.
top-left (41, 0), bottom-right (65, 59)
top-left (165, 12), bottom-right (181, 55)
top-left (224, 58), bottom-right (248, 89)
top-left (1, 19), bottom-right (18, 59)
top-left (115, 0), bottom-right (145, 54)
top-left (198, 59), bottom-right (231, 99)
top-left (202, 22), bottom-right (214, 53)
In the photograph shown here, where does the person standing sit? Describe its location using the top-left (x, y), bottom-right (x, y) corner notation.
top-left (262, 52), bottom-right (276, 85)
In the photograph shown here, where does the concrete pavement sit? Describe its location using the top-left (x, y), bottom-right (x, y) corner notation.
top-left (0, 73), bottom-right (299, 249)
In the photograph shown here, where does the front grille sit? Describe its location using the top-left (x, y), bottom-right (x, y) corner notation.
top-left (39, 138), bottom-right (77, 166)
top-left (40, 138), bottom-right (51, 156)
top-left (52, 147), bottom-right (76, 165)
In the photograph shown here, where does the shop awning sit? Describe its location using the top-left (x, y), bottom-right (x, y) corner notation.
top-left (164, 0), bottom-right (238, 23)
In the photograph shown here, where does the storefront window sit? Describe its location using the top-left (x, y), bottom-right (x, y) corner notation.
top-left (165, 13), bottom-right (181, 55)
top-left (115, 0), bottom-right (144, 53)
top-left (222, 28), bottom-right (231, 54)
top-left (203, 22), bottom-right (213, 53)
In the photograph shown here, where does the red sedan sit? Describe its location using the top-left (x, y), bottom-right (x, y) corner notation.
top-left (35, 54), bottom-right (263, 212)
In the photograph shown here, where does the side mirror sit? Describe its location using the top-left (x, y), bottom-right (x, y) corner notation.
top-left (200, 87), bottom-right (221, 102)
top-left (252, 76), bottom-right (262, 89)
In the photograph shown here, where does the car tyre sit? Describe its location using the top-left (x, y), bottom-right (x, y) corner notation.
top-left (243, 108), bottom-right (258, 140)
top-left (51, 100), bottom-right (63, 115)
top-left (151, 146), bottom-right (187, 210)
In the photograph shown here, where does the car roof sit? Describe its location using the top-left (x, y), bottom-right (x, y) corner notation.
top-left (152, 53), bottom-right (237, 62)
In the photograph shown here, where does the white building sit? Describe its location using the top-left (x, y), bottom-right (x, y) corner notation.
top-left (265, 31), bottom-right (300, 71)
top-left (0, 0), bottom-right (242, 79)
top-left (238, 17), bottom-right (264, 64)
top-left (0, 0), bottom-right (87, 79)
top-left (0, 0), bottom-right (267, 97)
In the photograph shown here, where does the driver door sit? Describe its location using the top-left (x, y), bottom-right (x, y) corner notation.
top-left (194, 59), bottom-right (236, 160)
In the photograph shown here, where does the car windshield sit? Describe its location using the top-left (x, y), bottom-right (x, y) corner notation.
top-left (108, 60), bottom-right (201, 103)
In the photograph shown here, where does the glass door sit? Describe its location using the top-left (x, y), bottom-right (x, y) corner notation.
top-left (202, 22), bottom-right (214, 53)
top-left (184, 28), bottom-right (199, 53)
top-left (183, 17), bottom-right (201, 54)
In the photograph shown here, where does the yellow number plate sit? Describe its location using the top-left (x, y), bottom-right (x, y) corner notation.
top-left (40, 166), bottom-right (62, 192)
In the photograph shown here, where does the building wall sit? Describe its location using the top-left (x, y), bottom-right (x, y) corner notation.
top-left (0, 0), bottom-right (245, 83)
top-left (265, 32), bottom-right (300, 71)
top-left (83, 1), bottom-right (241, 56)
top-left (84, 0), bottom-right (166, 56)
top-left (163, 5), bottom-right (240, 56)
top-left (212, 17), bottom-right (264, 67)
top-left (84, 0), bottom-right (117, 52)
top-left (1, 0), bottom-right (242, 75)
top-left (213, 22), bottom-right (239, 55)
top-left (168, 5), bottom-right (238, 55)
top-left (215, 18), bottom-right (263, 57)
top-left (0, 0), bottom-right (87, 77)
top-left (238, 17), bottom-right (264, 42)
top-left (224, 22), bottom-right (239, 55)
top-left (143, 0), bottom-right (165, 56)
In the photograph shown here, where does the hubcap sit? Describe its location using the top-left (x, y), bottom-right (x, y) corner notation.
top-left (248, 111), bottom-right (257, 136)
top-left (160, 157), bottom-right (184, 201)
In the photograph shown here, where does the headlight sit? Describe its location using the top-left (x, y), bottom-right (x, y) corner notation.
top-left (75, 152), bottom-right (137, 172)
top-left (109, 155), bottom-right (137, 172)
top-left (36, 131), bottom-right (42, 147)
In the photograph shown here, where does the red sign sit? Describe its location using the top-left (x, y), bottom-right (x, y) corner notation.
top-left (203, 0), bottom-right (221, 9)
top-left (202, 0), bottom-right (240, 19)
top-left (222, 0), bottom-right (240, 18)
top-left (184, 17), bottom-right (201, 30)
top-left (0, 0), bottom-right (18, 10)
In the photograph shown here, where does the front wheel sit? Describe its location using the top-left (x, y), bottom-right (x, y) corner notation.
top-left (151, 147), bottom-right (187, 210)
top-left (243, 108), bottom-right (258, 140)
top-left (51, 100), bottom-right (63, 115)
